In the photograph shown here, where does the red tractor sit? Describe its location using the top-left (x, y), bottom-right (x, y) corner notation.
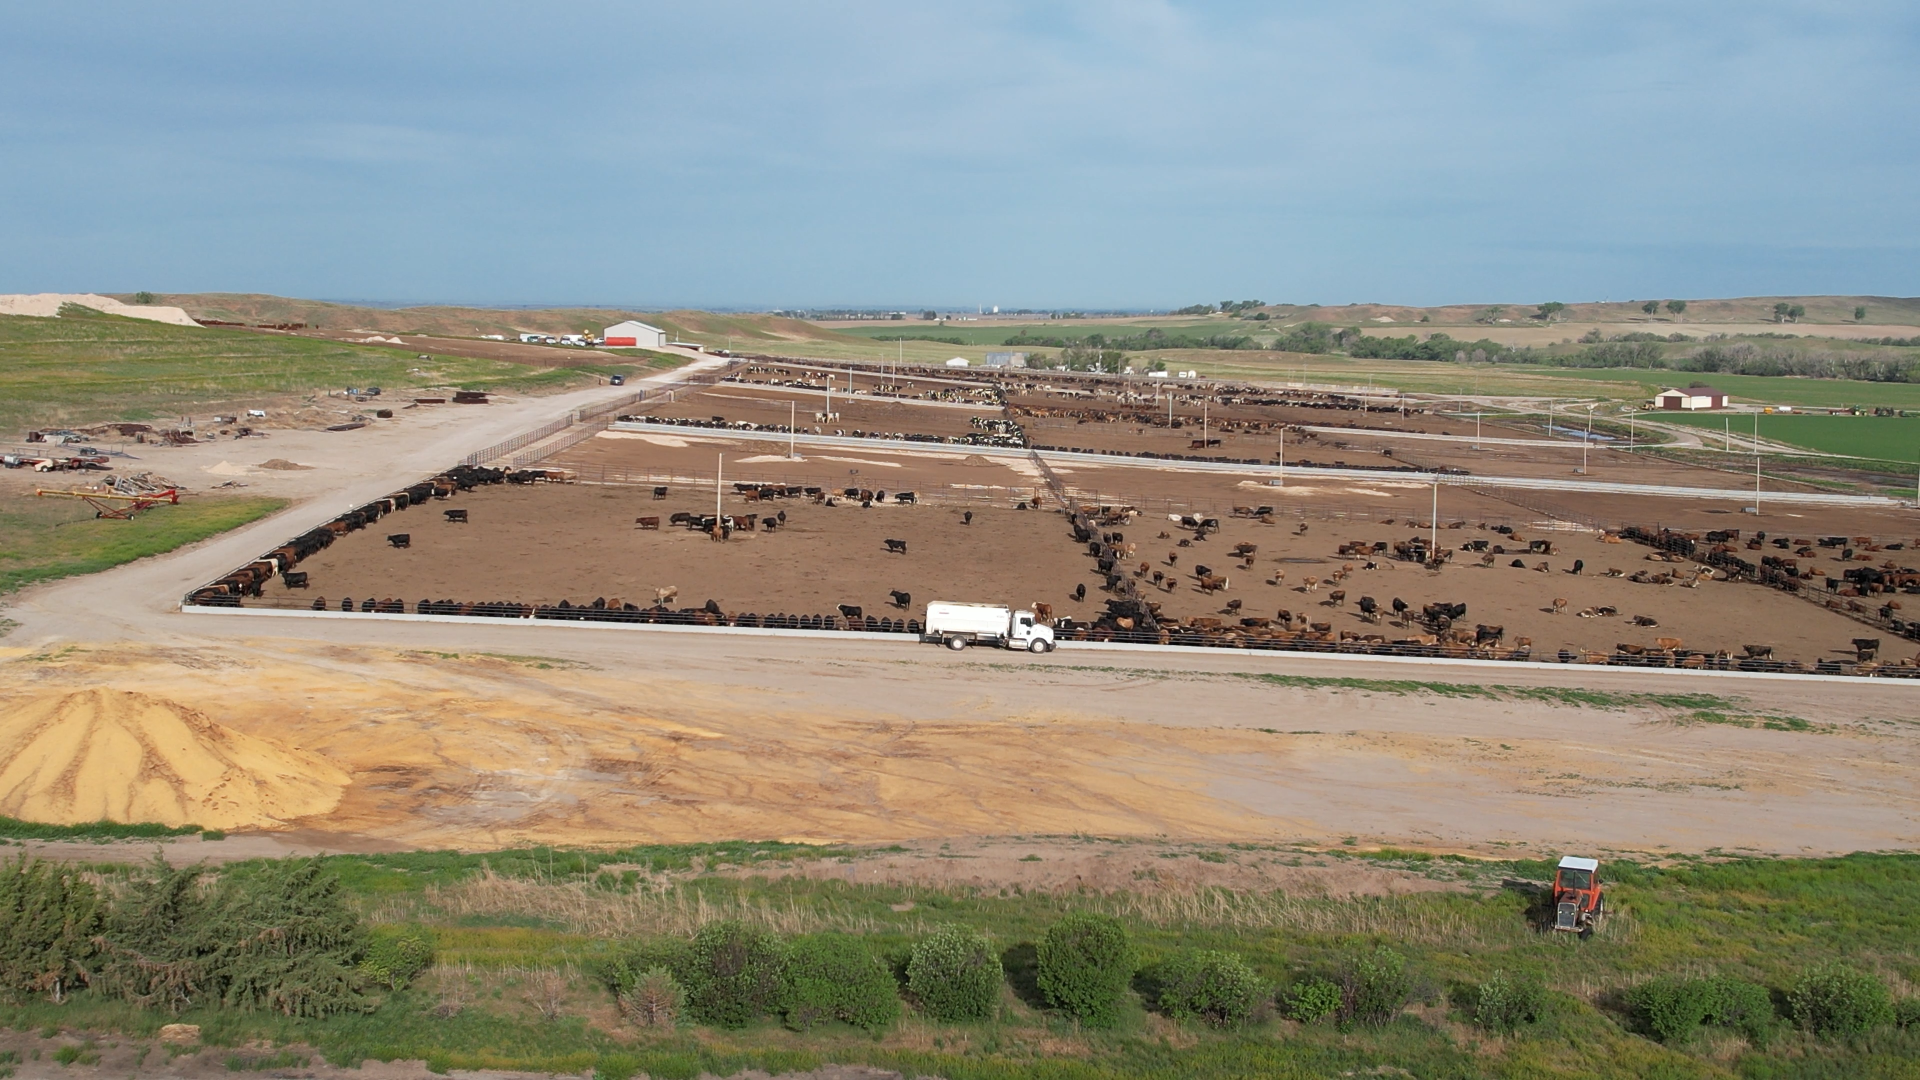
top-left (1551, 856), bottom-right (1604, 937)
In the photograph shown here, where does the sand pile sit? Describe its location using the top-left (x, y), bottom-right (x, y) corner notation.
top-left (0, 689), bottom-right (349, 830)
top-left (256, 459), bottom-right (313, 471)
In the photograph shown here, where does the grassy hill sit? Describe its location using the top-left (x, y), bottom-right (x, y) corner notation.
top-left (0, 305), bottom-right (619, 434)
top-left (119, 294), bottom-right (863, 347)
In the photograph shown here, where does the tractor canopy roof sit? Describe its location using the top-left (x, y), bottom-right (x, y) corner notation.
top-left (1558, 856), bottom-right (1599, 872)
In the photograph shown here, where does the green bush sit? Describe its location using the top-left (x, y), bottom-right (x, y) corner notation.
top-left (906, 925), bottom-right (1002, 1022)
top-left (1790, 963), bottom-right (1894, 1037)
top-left (679, 921), bottom-right (789, 1029)
top-left (1473, 970), bottom-right (1546, 1034)
top-left (97, 856), bottom-right (368, 1018)
top-left (1037, 913), bottom-right (1135, 1026)
top-left (1155, 949), bottom-right (1263, 1028)
top-left (1703, 976), bottom-right (1775, 1045)
top-left (1339, 948), bottom-right (1412, 1026)
top-left (1628, 977), bottom-right (1713, 1043)
top-left (1629, 975), bottom-right (1776, 1044)
top-left (1894, 998), bottom-right (1920, 1029)
top-left (620, 967), bottom-right (685, 1028)
top-left (358, 928), bottom-right (435, 990)
top-left (214, 858), bottom-right (370, 1017)
top-left (1283, 976), bottom-right (1341, 1024)
top-left (0, 857), bottom-right (102, 1003)
top-left (592, 937), bottom-right (691, 1009)
top-left (784, 933), bottom-right (900, 1033)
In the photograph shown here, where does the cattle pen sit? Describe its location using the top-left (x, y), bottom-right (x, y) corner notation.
top-left (180, 445), bottom-right (1920, 680)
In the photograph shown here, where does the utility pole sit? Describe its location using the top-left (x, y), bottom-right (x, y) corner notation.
top-left (1475, 411), bottom-right (1482, 451)
top-left (1582, 407), bottom-right (1593, 473)
top-left (1430, 479), bottom-right (1439, 558)
top-left (1277, 427), bottom-right (1285, 487)
top-left (789, 400), bottom-right (797, 459)
top-left (715, 453), bottom-right (723, 523)
top-left (1753, 415), bottom-right (1761, 513)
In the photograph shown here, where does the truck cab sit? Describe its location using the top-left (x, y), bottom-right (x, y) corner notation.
top-left (1551, 856), bottom-right (1604, 937)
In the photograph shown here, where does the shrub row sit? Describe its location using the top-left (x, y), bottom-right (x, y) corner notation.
top-left (0, 855), bottom-right (433, 1017)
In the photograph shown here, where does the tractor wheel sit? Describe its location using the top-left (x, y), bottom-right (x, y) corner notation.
top-left (1578, 923), bottom-right (1594, 941)
top-left (945, 636), bottom-right (968, 651)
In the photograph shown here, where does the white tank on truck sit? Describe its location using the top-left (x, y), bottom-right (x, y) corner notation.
top-left (922, 601), bottom-right (1055, 653)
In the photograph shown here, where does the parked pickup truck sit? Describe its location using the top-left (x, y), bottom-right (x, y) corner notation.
top-left (922, 601), bottom-right (1055, 653)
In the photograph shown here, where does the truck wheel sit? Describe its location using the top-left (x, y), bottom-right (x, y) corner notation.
top-left (1028, 638), bottom-right (1052, 654)
top-left (945, 636), bottom-right (968, 651)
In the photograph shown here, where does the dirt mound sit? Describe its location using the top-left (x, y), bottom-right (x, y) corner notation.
top-left (960, 454), bottom-right (997, 467)
top-left (0, 689), bottom-right (349, 830)
top-left (256, 458), bottom-right (313, 470)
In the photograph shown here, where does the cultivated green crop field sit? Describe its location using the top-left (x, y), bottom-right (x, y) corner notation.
top-left (1656, 412), bottom-right (1920, 463)
top-left (0, 307), bottom-right (631, 434)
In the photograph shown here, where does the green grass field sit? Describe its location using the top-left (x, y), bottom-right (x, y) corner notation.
top-left (0, 493), bottom-right (287, 595)
top-left (0, 307), bottom-right (631, 434)
top-left (3, 844), bottom-right (1915, 1079)
top-left (1655, 412), bottom-right (1920, 463)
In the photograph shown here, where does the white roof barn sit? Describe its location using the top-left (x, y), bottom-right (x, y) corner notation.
top-left (603, 320), bottom-right (666, 349)
top-left (1653, 386), bottom-right (1728, 411)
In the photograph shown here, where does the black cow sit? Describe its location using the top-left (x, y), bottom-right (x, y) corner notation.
top-left (653, 486), bottom-right (669, 499)
top-left (388, 533), bottom-right (411, 548)
top-left (884, 538), bottom-right (908, 554)
top-left (283, 571), bottom-right (309, 589)
top-left (963, 510), bottom-right (973, 526)
top-left (444, 508), bottom-right (468, 523)
top-left (838, 604), bottom-right (863, 618)
top-left (889, 590), bottom-right (912, 608)
top-left (1073, 583), bottom-right (1087, 602)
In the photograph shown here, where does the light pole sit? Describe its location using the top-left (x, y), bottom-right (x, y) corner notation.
top-left (715, 453), bottom-right (723, 523)
top-left (1753, 415), bottom-right (1762, 513)
top-left (1581, 406), bottom-right (1594, 473)
top-left (1430, 479), bottom-right (1439, 558)
top-left (789, 400), bottom-right (797, 459)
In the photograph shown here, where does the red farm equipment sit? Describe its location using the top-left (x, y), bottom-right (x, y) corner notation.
top-left (1551, 856), bottom-right (1605, 937)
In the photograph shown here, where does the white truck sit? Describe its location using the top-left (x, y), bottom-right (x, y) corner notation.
top-left (923, 601), bottom-right (1055, 653)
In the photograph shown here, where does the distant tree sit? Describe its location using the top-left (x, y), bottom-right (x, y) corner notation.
top-left (921, 310), bottom-right (937, 320)
top-left (1788, 304), bottom-right (1806, 321)
top-left (1536, 302), bottom-right (1568, 322)
top-left (1474, 306), bottom-right (1506, 325)
top-left (1773, 302), bottom-right (1792, 322)
top-left (1173, 304), bottom-right (1215, 316)
top-left (132, 291), bottom-right (157, 305)
top-left (1666, 300), bottom-right (1687, 315)
top-left (1642, 300), bottom-right (1660, 315)
top-left (1855, 305), bottom-right (1868, 321)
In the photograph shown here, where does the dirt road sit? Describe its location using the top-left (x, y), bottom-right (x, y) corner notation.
top-left (3, 363), bottom-right (1918, 859)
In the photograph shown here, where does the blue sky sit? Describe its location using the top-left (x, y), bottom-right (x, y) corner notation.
top-left (3, 2), bottom-right (1915, 309)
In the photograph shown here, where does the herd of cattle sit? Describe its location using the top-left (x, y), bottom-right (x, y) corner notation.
top-left (184, 457), bottom-right (1920, 677)
top-left (185, 463), bottom-right (529, 607)
top-left (615, 413), bottom-right (1024, 449)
